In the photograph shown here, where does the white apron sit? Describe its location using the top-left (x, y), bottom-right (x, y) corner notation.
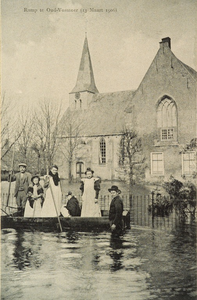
top-left (24, 185), bottom-right (42, 218)
top-left (41, 177), bottom-right (62, 217)
top-left (81, 178), bottom-right (101, 217)
top-left (60, 205), bottom-right (70, 217)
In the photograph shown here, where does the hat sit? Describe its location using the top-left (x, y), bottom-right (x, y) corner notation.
top-left (51, 165), bottom-right (58, 170)
top-left (85, 167), bottom-right (94, 175)
top-left (66, 191), bottom-right (72, 196)
top-left (108, 185), bottom-right (121, 194)
top-left (31, 175), bottom-right (40, 182)
top-left (19, 163), bottom-right (27, 168)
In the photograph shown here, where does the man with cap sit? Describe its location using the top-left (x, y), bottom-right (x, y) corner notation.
top-left (108, 185), bottom-right (124, 235)
top-left (8, 163), bottom-right (31, 216)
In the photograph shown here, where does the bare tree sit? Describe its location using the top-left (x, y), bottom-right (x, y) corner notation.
top-left (31, 99), bottom-right (63, 174)
top-left (1, 92), bottom-right (10, 150)
top-left (17, 109), bottom-right (35, 158)
top-left (14, 109), bottom-right (39, 173)
top-left (1, 93), bottom-right (28, 161)
top-left (118, 128), bottom-right (145, 188)
top-left (60, 110), bottom-right (85, 183)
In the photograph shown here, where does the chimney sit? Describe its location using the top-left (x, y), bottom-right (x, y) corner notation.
top-left (159, 37), bottom-right (171, 49)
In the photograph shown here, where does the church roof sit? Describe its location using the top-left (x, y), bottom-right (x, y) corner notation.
top-left (177, 59), bottom-right (197, 80)
top-left (61, 90), bottom-right (135, 137)
top-left (70, 37), bottom-right (99, 94)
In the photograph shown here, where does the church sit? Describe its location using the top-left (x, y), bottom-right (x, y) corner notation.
top-left (57, 36), bottom-right (196, 183)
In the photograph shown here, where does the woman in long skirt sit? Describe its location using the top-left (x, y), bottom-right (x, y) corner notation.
top-left (24, 175), bottom-right (44, 217)
top-left (80, 167), bottom-right (101, 217)
top-left (41, 165), bottom-right (62, 217)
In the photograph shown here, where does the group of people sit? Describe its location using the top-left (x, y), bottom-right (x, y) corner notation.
top-left (9, 164), bottom-right (124, 234)
top-left (9, 163), bottom-right (62, 218)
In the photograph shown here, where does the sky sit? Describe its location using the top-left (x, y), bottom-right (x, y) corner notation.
top-left (2, 0), bottom-right (197, 112)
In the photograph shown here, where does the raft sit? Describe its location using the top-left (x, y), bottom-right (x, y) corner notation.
top-left (1, 211), bottom-right (130, 232)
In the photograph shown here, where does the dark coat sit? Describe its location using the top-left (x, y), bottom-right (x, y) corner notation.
top-left (27, 185), bottom-right (44, 196)
top-left (8, 172), bottom-right (32, 197)
top-left (109, 195), bottom-right (123, 228)
top-left (27, 184), bottom-right (44, 208)
top-left (66, 196), bottom-right (81, 217)
top-left (66, 196), bottom-right (81, 216)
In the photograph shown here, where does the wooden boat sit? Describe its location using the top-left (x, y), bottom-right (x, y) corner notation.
top-left (1, 210), bottom-right (131, 232)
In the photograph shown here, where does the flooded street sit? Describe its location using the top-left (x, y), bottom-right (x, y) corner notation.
top-left (1, 224), bottom-right (196, 300)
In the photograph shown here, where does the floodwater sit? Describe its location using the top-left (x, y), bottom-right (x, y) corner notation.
top-left (1, 224), bottom-right (196, 300)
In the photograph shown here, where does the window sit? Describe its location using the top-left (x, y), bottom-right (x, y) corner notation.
top-left (157, 97), bottom-right (177, 141)
top-left (182, 152), bottom-right (196, 175)
top-left (76, 162), bottom-right (84, 178)
top-left (161, 128), bottom-right (174, 140)
top-left (80, 99), bottom-right (82, 109)
top-left (151, 152), bottom-right (164, 175)
top-left (99, 138), bottom-right (106, 164)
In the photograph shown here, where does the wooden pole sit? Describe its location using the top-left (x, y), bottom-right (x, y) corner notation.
top-left (6, 145), bottom-right (15, 211)
top-left (151, 191), bottom-right (155, 228)
top-left (45, 162), bottom-right (62, 231)
top-left (32, 197), bottom-right (38, 218)
top-left (1, 208), bottom-right (10, 216)
top-left (59, 177), bottom-right (63, 203)
top-left (49, 182), bottom-right (63, 232)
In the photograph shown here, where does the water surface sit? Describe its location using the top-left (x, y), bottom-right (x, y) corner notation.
top-left (1, 225), bottom-right (196, 300)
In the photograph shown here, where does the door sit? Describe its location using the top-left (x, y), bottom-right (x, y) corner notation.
top-left (76, 162), bottom-right (84, 178)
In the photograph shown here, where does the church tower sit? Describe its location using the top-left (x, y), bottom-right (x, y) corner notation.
top-left (69, 36), bottom-right (99, 110)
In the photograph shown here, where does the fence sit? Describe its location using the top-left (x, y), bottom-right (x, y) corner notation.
top-left (1, 192), bottom-right (195, 231)
top-left (1, 193), bottom-right (17, 215)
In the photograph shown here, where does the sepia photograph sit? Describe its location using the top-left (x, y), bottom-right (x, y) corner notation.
top-left (1, 0), bottom-right (197, 299)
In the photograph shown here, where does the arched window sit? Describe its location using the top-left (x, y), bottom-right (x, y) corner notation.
top-left (75, 100), bottom-right (77, 109)
top-left (80, 99), bottom-right (82, 109)
top-left (99, 138), bottom-right (106, 164)
top-left (76, 162), bottom-right (84, 178)
top-left (157, 96), bottom-right (177, 141)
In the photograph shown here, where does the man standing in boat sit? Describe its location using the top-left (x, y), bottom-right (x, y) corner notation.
top-left (8, 163), bottom-right (31, 216)
top-left (108, 185), bottom-right (124, 235)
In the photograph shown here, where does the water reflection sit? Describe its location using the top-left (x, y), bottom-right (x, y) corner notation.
top-left (13, 231), bottom-right (32, 270)
top-left (1, 224), bottom-right (196, 300)
top-left (109, 235), bottom-right (124, 271)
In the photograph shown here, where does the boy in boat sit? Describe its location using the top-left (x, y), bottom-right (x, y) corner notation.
top-left (108, 185), bottom-right (124, 235)
top-left (8, 163), bottom-right (31, 216)
top-left (60, 191), bottom-right (81, 217)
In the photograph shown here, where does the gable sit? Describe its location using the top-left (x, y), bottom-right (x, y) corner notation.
top-left (126, 43), bottom-right (196, 114)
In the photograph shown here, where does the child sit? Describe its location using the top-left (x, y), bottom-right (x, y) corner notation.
top-left (24, 175), bottom-right (44, 217)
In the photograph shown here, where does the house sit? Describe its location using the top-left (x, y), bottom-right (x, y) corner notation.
top-left (57, 36), bottom-right (196, 183)
top-left (126, 37), bottom-right (196, 182)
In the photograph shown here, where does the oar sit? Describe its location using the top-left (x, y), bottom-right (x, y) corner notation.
top-left (32, 196), bottom-right (42, 217)
top-left (49, 181), bottom-right (63, 232)
top-left (6, 145), bottom-right (15, 213)
top-left (32, 198), bottom-right (36, 218)
top-left (1, 208), bottom-right (10, 216)
top-left (59, 177), bottom-right (63, 203)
